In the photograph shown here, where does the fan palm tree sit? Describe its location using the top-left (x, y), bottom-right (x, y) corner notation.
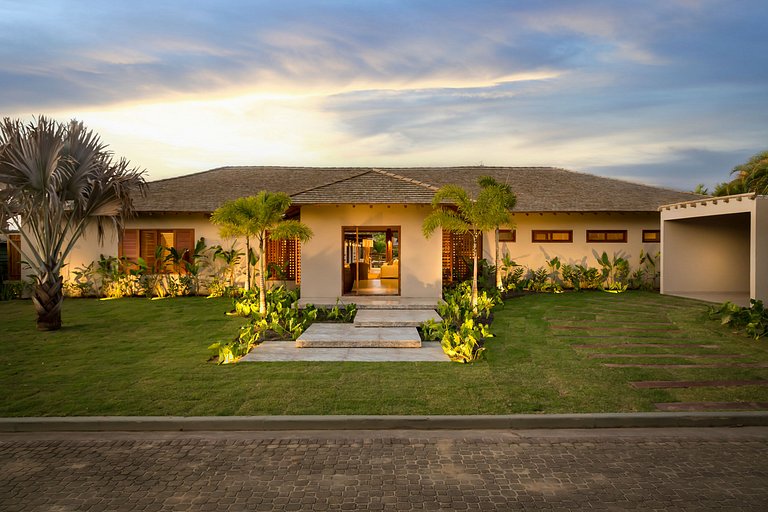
top-left (210, 192), bottom-right (313, 316)
top-left (422, 180), bottom-right (513, 309)
top-left (0, 116), bottom-right (146, 330)
top-left (478, 176), bottom-right (517, 290)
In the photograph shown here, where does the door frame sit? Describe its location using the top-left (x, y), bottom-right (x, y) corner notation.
top-left (341, 225), bottom-right (401, 296)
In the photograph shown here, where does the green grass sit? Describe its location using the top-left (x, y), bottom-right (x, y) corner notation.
top-left (1, 291), bottom-right (767, 416)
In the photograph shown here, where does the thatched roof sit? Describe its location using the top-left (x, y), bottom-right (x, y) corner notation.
top-left (134, 166), bottom-right (701, 213)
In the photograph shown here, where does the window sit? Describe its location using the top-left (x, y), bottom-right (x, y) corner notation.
top-left (532, 230), bottom-right (573, 243)
top-left (586, 230), bottom-right (627, 243)
top-left (119, 229), bottom-right (194, 273)
top-left (498, 229), bottom-right (516, 242)
top-left (642, 230), bottom-right (661, 243)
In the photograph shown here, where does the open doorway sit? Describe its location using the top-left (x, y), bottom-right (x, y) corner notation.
top-left (342, 226), bottom-right (400, 296)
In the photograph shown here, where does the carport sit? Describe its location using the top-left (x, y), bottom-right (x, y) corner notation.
top-left (660, 193), bottom-right (767, 306)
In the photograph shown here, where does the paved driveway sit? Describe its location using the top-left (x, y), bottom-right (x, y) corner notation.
top-left (2, 428), bottom-right (767, 511)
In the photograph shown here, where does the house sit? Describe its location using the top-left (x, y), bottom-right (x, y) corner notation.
top-left (57, 166), bottom-right (699, 304)
top-left (660, 193), bottom-right (768, 306)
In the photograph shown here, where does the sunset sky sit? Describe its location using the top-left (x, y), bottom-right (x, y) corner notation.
top-left (1, 0), bottom-right (766, 191)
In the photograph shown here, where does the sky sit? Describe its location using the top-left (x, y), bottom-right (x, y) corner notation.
top-left (1, 0), bottom-right (766, 191)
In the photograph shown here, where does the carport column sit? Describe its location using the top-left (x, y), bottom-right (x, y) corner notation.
top-left (752, 196), bottom-right (768, 302)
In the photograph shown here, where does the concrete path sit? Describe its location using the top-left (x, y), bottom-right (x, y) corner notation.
top-left (242, 340), bottom-right (450, 362)
top-left (2, 427), bottom-right (767, 511)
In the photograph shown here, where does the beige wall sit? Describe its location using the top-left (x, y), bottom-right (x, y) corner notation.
top-left (754, 197), bottom-right (768, 301)
top-left (300, 204), bottom-right (442, 300)
top-left (660, 194), bottom-right (768, 303)
top-left (662, 214), bottom-right (750, 294)
top-left (483, 212), bottom-right (661, 271)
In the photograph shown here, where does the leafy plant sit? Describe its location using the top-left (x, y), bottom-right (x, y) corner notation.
top-left (65, 261), bottom-right (98, 297)
top-left (596, 251), bottom-right (629, 293)
top-left (709, 300), bottom-right (767, 340)
top-left (629, 250), bottom-right (659, 291)
top-left (440, 318), bottom-right (491, 363)
top-left (525, 267), bottom-right (550, 292)
top-left (500, 254), bottom-right (525, 292)
top-left (545, 256), bottom-right (563, 292)
top-left (424, 282), bottom-right (497, 362)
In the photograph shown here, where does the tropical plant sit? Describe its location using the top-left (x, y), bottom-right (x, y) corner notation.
top-left (477, 176), bottom-right (517, 290)
top-left (211, 192), bottom-right (313, 316)
top-left (0, 117), bottom-right (145, 329)
top-left (629, 250), bottom-right (660, 291)
top-left (709, 299), bottom-right (767, 340)
top-left (712, 150), bottom-right (768, 196)
top-left (422, 179), bottom-right (513, 310)
top-left (596, 251), bottom-right (629, 293)
top-left (209, 244), bottom-right (243, 296)
top-left (545, 256), bottom-right (563, 292)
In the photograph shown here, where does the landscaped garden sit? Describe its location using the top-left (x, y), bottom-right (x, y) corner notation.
top-left (1, 291), bottom-right (766, 416)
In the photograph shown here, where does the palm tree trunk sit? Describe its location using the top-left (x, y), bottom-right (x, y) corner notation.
top-left (33, 267), bottom-right (63, 331)
top-left (494, 228), bottom-right (502, 290)
top-left (258, 235), bottom-right (267, 317)
top-left (245, 237), bottom-right (251, 291)
top-left (471, 232), bottom-right (479, 311)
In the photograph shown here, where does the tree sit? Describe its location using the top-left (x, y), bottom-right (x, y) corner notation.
top-left (422, 180), bottom-right (514, 309)
top-left (733, 150), bottom-right (768, 195)
top-left (0, 116), bottom-right (146, 330)
top-left (478, 176), bottom-right (517, 290)
top-left (210, 192), bottom-right (312, 316)
top-left (712, 150), bottom-right (768, 196)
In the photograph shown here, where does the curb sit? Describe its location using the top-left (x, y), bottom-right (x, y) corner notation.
top-left (2, 412), bottom-right (768, 432)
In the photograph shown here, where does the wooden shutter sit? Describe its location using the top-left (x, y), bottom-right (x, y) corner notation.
top-left (141, 230), bottom-right (158, 271)
top-left (295, 240), bottom-right (301, 285)
top-left (119, 229), bottom-right (139, 260)
top-left (173, 229), bottom-right (194, 273)
top-left (265, 236), bottom-right (297, 281)
top-left (442, 231), bottom-right (481, 283)
top-left (8, 234), bottom-right (21, 280)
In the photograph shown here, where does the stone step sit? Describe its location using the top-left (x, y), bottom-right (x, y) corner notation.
top-left (296, 324), bottom-right (422, 348)
top-left (353, 309), bottom-right (440, 328)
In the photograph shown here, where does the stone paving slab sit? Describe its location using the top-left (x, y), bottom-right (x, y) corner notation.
top-left (656, 402), bottom-right (768, 412)
top-left (2, 428), bottom-right (767, 511)
top-left (353, 309), bottom-right (440, 327)
top-left (573, 343), bottom-right (720, 349)
top-left (296, 324), bottom-right (422, 348)
top-left (604, 363), bottom-right (768, 368)
top-left (631, 380), bottom-right (768, 389)
top-left (589, 353), bottom-right (745, 359)
top-left (242, 340), bottom-right (450, 362)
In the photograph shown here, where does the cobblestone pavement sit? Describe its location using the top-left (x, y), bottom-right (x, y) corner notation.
top-left (2, 428), bottom-right (767, 511)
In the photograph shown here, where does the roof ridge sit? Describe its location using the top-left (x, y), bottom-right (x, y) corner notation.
top-left (371, 168), bottom-right (439, 192)
top-left (288, 169), bottom-right (372, 198)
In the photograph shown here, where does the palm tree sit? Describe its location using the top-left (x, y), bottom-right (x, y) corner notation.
top-left (478, 176), bottom-right (516, 290)
top-left (210, 192), bottom-right (312, 316)
top-left (734, 150), bottom-right (768, 195)
top-left (422, 181), bottom-right (513, 309)
top-left (0, 116), bottom-right (146, 330)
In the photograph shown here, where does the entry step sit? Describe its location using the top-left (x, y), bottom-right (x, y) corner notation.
top-left (296, 324), bottom-right (422, 348)
top-left (353, 309), bottom-right (440, 328)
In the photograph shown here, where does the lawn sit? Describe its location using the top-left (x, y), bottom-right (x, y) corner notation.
top-left (1, 292), bottom-right (767, 416)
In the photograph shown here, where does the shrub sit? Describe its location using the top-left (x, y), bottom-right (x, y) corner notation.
top-left (425, 281), bottom-right (497, 363)
top-left (709, 300), bottom-right (767, 340)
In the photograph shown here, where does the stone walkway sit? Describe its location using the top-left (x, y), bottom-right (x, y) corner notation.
top-left (241, 340), bottom-right (450, 362)
top-left (2, 428), bottom-right (767, 511)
